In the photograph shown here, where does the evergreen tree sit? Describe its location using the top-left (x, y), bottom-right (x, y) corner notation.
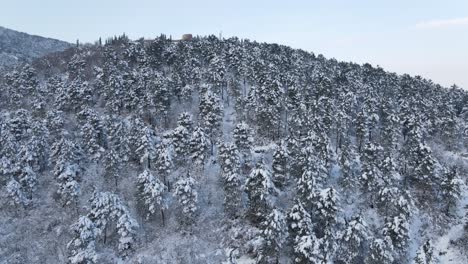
top-left (67, 216), bottom-right (98, 264)
top-left (287, 199), bottom-right (316, 264)
top-left (199, 90), bottom-right (223, 148)
top-left (382, 214), bottom-right (409, 251)
top-left (257, 209), bottom-right (287, 264)
top-left (296, 146), bottom-right (327, 206)
top-left (136, 126), bottom-right (157, 169)
top-left (6, 179), bottom-right (29, 207)
top-left (189, 126), bottom-right (210, 167)
top-left (171, 125), bottom-right (190, 163)
top-left (440, 166), bottom-right (463, 215)
top-left (218, 143), bottom-right (242, 217)
top-left (136, 169), bottom-right (167, 222)
top-left (116, 212), bottom-right (138, 258)
top-left (365, 238), bottom-right (394, 264)
top-left (177, 112), bottom-right (194, 132)
top-left (359, 142), bottom-right (383, 196)
top-left (87, 192), bottom-right (138, 257)
top-left (272, 141), bottom-right (289, 189)
top-left (173, 176), bottom-right (198, 226)
top-left (244, 161), bottom-right (276, 222)
top-left (336, 215), bottom-right (369, 264)
top-left (154, 144), bottom-right (173, 188)
top-left (233, 122), bottom-right (253, 154)
top-left (413, 240), bottom-right (436, 264)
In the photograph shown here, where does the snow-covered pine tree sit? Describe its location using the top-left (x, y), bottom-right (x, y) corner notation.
top-left (171, 125), bottom-right (190, 163)
top-left (67, 216), bottom-right (98, 264)
top-left (287, 199), bottom-right (316, 263)
top-left (154, 143), bottom-right (173, 189)
top-left (296, 146), bottom-right (327, 206)
top-left (218, 142), bottom-right (242, 217)
top-left (52, 137), bottom-right (82, 207)
top-left (136, 126), bottom-right (157, 169)
top-left (287, 199), bottom-right (313, 242)
top-left (257, 209), bottom-right (287, 264)
top-left (413, 239), bottom-right (436, 264)
top-left (233, 122), bottom-right (253, 154)
top-left (272, 141), bottom-right (289, 189)
top-left (81, 121), bottom-right (102, 161)
top-left (365, 238), bottom-right (394, 264)
top-left (105, 117), bottom-right (130, 186)
top-left (87, 192), bottom-right (138, 257)
top-left (173, 176), bottom-right (198, 226)
top-left (336, 215), bottom-right (369, 264)
top-left (338, 136), bottom-right (360, 190)
top-left (6, 179), bottom-right (29, 207)
top-left (189, 126), bottom-right (210, 168)
top-left (307, 187), bottom-right (339, 263)
top-left (440, 166), bottom-right (463, 215)
top-left (382, 214), bottom-right (409, 251)
top-left (233, 121), bottom-right (253, 174)
top-left (16, 152), bottom-right (38, 199)
top-left (314, 187), bottom-right (339, 232)
top-left (244, 160), bottom-right (276, 223)
top-left (199, 90), bottom-right (222, 151)
top-left (116, 212), bottom-right (139, 258)
top-left (136, 169), bottom-right (167, 222)
top-left (55, 163), bottom-right (81, 207)
top-left (177, 112), bottom-right (194, 133)
top-left (359, 142), bottom-right (384, 197)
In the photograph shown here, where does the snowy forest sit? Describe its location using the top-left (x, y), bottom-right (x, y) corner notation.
top-left (0, 34), bottom-right (467, 264)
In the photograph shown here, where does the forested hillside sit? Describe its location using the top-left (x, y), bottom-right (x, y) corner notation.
top-left (0, 26), bottom-right (71, 68)
top-left (0, 34), bottom-right (467, 264)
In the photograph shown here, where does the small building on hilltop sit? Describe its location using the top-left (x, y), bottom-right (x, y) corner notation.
top-left (182, 34), bottom-right (193, 41)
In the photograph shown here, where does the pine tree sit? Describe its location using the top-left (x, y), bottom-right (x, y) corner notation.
top-left (55, 163), bottom-right (81, 207)
top-left (53, 137), bottom-right (81, 207)
top-left (67, 216), bottom-right (98, 264)
top-left (257, 209), bottom-right (287, 263)
top-left (16, 158), bottom-right (37, 199)
top-left (315, 187), bottom-right (339, 231)
top-left (296, 146), bottom-right (327, 206)
top-left (365, 238), bottom-right (394, 264)
top-left (359, 142), bottom-right (383, 196)
top-left (287, 199), bottom-right (313, 240)
top-left (218, 143), bottom-right (242, 217)
top-left (177, 112), bottom-right (194, 132)
top-left (136, 126), bottom-right (157, 169)
top-left (173, 176), bottom-right (198, 226)
top-left (244, 161), bottom-right (276, 222)
top-left (189, 126), bottom-right (210, 167)
top-left (105, 118), bottom-right (130, 187)
top-left (199, 90), bottom-right (222, 146)
top-left (287, 199), bottom-right (316, 263)
top-left (154, 144), bottom-right (173, 188)
top-left (413, 240), bottom-right (436, 264)
top-left (136, 169), bottom-right (167, 221)
top-left (339, 137), bottom-right (359, 190)
top-left (382, 214), bottom-right (409, 250)
top-left (336, 215), bottom-right (369, 264)
top-left (171, 125), bottom-right (190, 163)
top-left (81, 121), bottom-right (102, 160)
top-left (440, 166), bottom-right (463, 215)
top-left (116, 212), bottom-right (138, 258)
top-left (6, 179), bottom-right (29, 207)
top-left (272, 141), bottom-right (289, 189)
top-left (87, 192), bottom-right (138, 257)
top-left (233, 122), bottom-right (252, 154)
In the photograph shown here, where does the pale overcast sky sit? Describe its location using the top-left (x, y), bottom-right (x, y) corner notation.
top-left (2, 0), bottom-right (467, 88)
